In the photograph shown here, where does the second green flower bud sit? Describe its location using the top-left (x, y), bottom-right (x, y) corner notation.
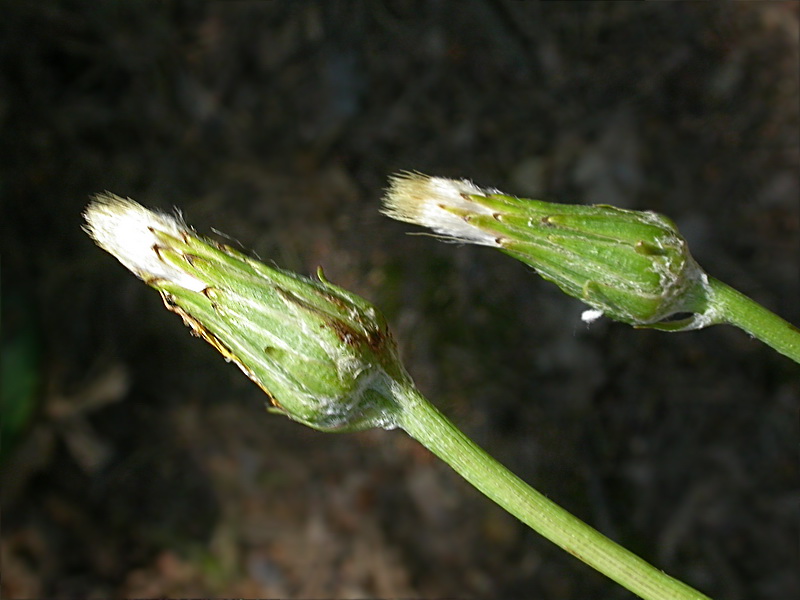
top-left (382, 172), bottom-right (713, 330)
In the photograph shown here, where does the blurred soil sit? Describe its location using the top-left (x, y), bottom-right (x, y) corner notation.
top-left (1, 2), bottom-right (798, 598)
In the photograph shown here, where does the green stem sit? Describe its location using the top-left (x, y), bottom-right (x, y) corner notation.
top-left (396, 386), bottom-right (711, 600)
top-left (708, 277), bottom-right (800, 364)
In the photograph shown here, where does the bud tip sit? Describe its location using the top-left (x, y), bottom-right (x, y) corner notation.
top-left (83, 193), bottom-right (206, 292)
top-left (381, 172), bottom-right (500, 246)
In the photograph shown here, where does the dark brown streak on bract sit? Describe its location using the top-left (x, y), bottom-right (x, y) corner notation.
top-left (183, 253), bottom-right (202, 267)
top-left (275, 285), bottom-right (387, 355)
top-left (327, 317), bottom-right (388, 355)
top-left (157, 290), bottom-right (280, 409)
top-left (213, 240), bottom-right (242, 257)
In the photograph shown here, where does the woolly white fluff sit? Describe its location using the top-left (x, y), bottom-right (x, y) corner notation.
top-left (581, 308), bottom-right (605, 324)
top-left (381, 173), bottom-right (500, 246)
top-left (83, 193), bottom-right (207, 292)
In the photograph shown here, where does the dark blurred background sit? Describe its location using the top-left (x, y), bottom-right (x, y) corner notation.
top-left (1, 2), bottom-right (798, 598)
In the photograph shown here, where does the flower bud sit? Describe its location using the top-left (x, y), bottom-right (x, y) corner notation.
top-left (84, 194), bottom-right (411, 431)
top-left (382, 172), bottom-right (712, 330)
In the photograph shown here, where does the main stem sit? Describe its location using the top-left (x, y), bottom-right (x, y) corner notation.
top-left (708, 277), bottom-right (800, 364)
top-left (396, 387), bottom-right (711, 600)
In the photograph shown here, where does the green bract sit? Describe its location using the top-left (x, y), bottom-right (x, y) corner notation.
top-left (463, 194), bottom-right (709, 329)
top-left (157, 241), bottom-right (411, 431)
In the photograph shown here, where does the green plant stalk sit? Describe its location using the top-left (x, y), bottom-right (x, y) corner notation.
top-left (706, 277), bottom-right (800, 363)
top-left (396, 386), bottom-right (711, 600)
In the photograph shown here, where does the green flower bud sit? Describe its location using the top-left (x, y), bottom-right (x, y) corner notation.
top-left (84, 194), bottom-right (411, 432)
top-left (382, 173), bottom-right (713, 330)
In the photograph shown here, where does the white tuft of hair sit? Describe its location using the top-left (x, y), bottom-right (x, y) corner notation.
top-left (581, 308), bottom-right (604, 324)
top-left (83, 193), bottom-right (207, 292)
top-left (381, 172), bottom-right (500, 246)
